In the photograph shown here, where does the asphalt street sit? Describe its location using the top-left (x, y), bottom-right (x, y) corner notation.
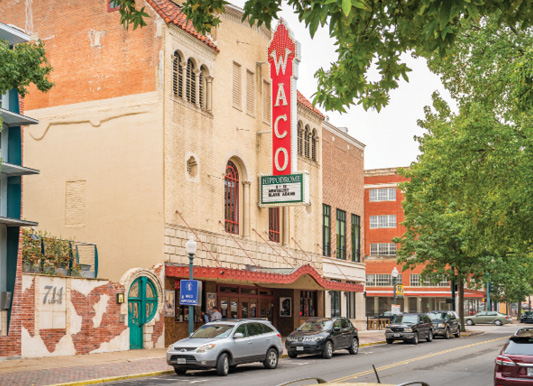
top-left (106, 324), bottom-right (519, 386)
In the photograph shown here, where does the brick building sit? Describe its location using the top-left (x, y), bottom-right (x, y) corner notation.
top-left (364, 168), bottom-right (484, 315)
top-left (0, 0), bottom-right (364, 357)
top-left (321, 122), bottom-right (366, 328)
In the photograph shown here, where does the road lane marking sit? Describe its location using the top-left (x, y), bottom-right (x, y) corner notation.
top-left (332, 337), bottom-right (506, 383)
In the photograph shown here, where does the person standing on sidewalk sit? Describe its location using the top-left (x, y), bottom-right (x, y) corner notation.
top-left (211, 307), bottom-right (222, 321)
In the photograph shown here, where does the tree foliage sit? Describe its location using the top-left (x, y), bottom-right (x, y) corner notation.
top-left (395, 15), bottom-right (533, 314)
top-left (114, 0), bottom-right (533, 112)
top-left (0, 39), bottom-right (54, 97)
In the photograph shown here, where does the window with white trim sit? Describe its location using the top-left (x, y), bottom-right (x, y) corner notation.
top-left (232, 62), bottom-right (242, 109)
top-left (369, 188), bottom-right (396, 202)
top-left (246, 70), bottom-right (255, 115)
top-left (410, 274), bottom-right (449, 287)
top-left (369, 215), bottom-right (396, 229)
top-left (262, 79), bottom-right (271, 123)
top-left (366, 274), bottom-right (403, 286)
top-left (370, 243), bottom-right (396, 256)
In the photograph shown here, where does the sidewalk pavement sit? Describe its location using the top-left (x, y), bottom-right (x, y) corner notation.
top-left (0, 329), bottom-right (477, 386)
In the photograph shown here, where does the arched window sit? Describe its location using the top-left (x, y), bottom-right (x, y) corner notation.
top-left (311, 129), bottom-right (317, 161)
top-left (172, 51), bottom-right (183, 98)
top-left (297, 121), bottom-right (303, 156)
top-left (199, 65), bottom-right (211, 110)
top-left (304, 125), bottom-right (310, 158)
top-left (186, 59), bottom-right (196, 104)
top-left (224, 161), bottom-right (239, 234)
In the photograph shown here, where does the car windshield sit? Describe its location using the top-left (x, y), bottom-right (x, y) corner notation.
top-left (428, 312), bottom-right (447, 320)
top-left (506, 339), bottom-right (533, 355)
top-left (298, 320), bottom-right (333, 332)
top-left (393, 314), bottom-right (418, 324)
top-left (190, 324), bottom-right (234, 339)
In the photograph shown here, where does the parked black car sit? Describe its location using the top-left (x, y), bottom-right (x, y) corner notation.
top-left (521, 311), bottom-right (533, 323)
top-left (427, 310), bottom-right (460, 339)
top-left (385, 313), bottom-right (433, 345)
top-left (285, 317), bottom-right (358, 359)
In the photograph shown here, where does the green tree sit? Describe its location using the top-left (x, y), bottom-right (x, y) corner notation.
top-left (395, 15), bottom-right (532, 328)
top-left (114, 0), bottom-right (533, 112)
top-left (0, 39), bottom-right (53, 97)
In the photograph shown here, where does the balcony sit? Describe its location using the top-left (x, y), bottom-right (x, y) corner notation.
top-left (22, 229), bottom-right (98, 278)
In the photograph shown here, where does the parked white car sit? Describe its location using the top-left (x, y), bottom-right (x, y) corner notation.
top-left (167, 319), bottom-right (283, 376)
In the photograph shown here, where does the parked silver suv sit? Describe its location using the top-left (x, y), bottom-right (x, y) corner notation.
top-left (167, 319), bottom-right (283, 376)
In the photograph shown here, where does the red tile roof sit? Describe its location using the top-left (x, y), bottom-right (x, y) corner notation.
top-left (297, 90), bottom-right (324, 120)
top-left (146, 0), bottom-right (219, 52)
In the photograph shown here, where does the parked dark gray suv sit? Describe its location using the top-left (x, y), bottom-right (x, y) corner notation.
top-left (385, 313), bottom-right (433, 345)
top-left (428, 310), bottom-right (460, 339)
top-left (285, 317), bottom-right (359, 359)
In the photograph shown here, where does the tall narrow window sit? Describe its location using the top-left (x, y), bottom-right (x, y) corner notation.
top-left (351, 214), bottom-right (360, 262)
top-left (331, 291), bottom-right (341, 317)
top-left (262, 80), bottom-right (271, 123)
top-left (199, 66), bottom-right (206, 108)
top-left (246, 70), bottom-right (255, 115)
top-left (224, 161), bottom-right (239, 234)
top-left (323, 204), bottom-right (331, 256)
top-left (172, 52), bottom-right (183, 98)
top-left (297, 121), bottom-right (303, 156)
top-left (336, 209), bottom-right (346, 259)
top-left (233, 62), bottom-right (242, 109)
top-left (311, 129), bottom-right (317, 161)
top-left (268, 207), bottom-right (280, 243)
top-left (186, 59), bottom-right (196, 104)
top-left (304, 125), bottom-right (310, 158)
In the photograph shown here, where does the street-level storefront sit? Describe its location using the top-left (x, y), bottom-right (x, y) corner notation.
top-left (164, 263), bottom-right (363, 343)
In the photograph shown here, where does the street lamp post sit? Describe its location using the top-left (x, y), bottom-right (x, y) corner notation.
top-left (392, 267), bottom-right (399, 306)
top-left (185, 237), bottom-right (198, 336)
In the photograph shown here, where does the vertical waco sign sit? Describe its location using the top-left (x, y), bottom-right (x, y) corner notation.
top-left (268, 19), bottom-right (300, 176)
top-left (259, 19), bottom-right (309, 207)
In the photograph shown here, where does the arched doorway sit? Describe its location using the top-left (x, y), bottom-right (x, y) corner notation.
top-left (128, 276), bottom-right (158, 349)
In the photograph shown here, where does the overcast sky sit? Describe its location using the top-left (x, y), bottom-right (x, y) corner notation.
top-left (230, 1), bottom-right (452, 170)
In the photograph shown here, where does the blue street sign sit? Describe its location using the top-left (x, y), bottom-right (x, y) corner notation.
top-left (180, 280), bottom-right (202, 306)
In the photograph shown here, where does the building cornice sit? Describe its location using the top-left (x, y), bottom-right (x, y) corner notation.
top-left (323, 121), bottom-right (365, 151)
top-left (224, 4), bottom-right (272, 41)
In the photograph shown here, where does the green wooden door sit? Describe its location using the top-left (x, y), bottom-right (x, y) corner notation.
top-left (128, 276), bottom-right (158, 349)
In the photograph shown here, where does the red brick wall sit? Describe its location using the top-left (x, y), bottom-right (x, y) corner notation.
top-left (322, 128), bottom-right (364, 260)
top-left (1, 0), bottom-right (161, 110)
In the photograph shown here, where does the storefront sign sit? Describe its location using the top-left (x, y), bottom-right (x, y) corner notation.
top-left (259, 172), bottom-right (309, 206)
top-left (179, 280), bottom-right (202, 306)
top-left (268, 19), bottom-right (300, 176)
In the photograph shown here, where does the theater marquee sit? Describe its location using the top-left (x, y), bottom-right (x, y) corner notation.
top-left (259, 172), bottom-right (309, 207)
top-left (260, 19), bottom-right (310, 207)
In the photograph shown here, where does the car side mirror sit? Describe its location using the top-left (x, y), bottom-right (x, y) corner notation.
top-left (234, 332), bottom-right (244, 339)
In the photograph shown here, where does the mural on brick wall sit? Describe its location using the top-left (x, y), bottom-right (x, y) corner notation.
top-left (12, 265), bottom-right (165, 358)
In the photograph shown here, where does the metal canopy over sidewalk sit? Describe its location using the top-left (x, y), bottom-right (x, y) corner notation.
top-left (166, 263), bottom-right (364, 292)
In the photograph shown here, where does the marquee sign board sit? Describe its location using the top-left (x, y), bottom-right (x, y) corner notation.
top-left (259, 172), bottom-right (309, 207)
top-left (268, 19), bottom-right (300, 176)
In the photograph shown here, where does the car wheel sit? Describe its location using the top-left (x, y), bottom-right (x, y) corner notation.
top-left (466, 319), bottom-right (474, 326)
top-left (494, 319), bottom-right (503, 326)
top-left (386, 338), bottom-right (394, 344)
top-left (263, 348), bottom-right (278, 369)
top-left (216, 353), bottom-right (230, 376)
top-left (444, 328), bottom-right (450, 339)
top-left (348, 337), bottom-right (359, 355)
top-left (454, 329), bottom-right (460, 338)
top-left (174, 367), bottom-right (187, 376)
top-left (322, 341), bottom-right (333, 359)
top-left (288, 351), bottom-right (298, 359)
top-left (411, 332), bottom-right (419, 345)
top-left (427, 330), bottom-right (433, 342)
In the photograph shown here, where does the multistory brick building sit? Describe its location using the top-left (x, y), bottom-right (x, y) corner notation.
top-left (364, 168), bottom-right (483, 315)
top-left (321, 122), bottom-right (366, 328)
top-left (0, 0), bottom-right (364, 357)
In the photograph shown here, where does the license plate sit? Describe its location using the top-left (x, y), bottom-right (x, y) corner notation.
top-left (177, 358), bottom-right (186, 364)
top-left (527, 368), bottom-right (533, 377)
top-left (296, 346), bottom-right (304, 351)
top-left (394, 334), bottom-right (400, 337)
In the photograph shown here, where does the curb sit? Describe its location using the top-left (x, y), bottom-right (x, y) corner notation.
top-left (49, 370), bottom-right (175, 386)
